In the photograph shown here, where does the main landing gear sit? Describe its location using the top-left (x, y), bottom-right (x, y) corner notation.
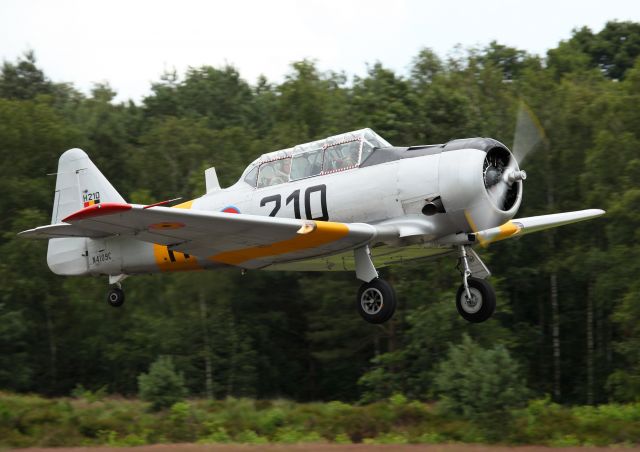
top-left (107, 286), bottom-right (125, 307)
top-left (357, 278), bottom-right (397, 324)
top-left (353, 245), bottom-right (496, 324)
top-left (354, 246), bottom-right (398, 324)
top-left (455, 245), bottom-right (496, 323)
top-left (106, 274), bottom-right (128, 308)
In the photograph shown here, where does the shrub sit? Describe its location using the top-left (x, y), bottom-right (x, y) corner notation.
top-left (71, 384), bottom-right (108, 403)
top-left (433, 334), bottom-right (528, 430)
top-left (137, 356), bottom-right (188, 411)
top-left (199, 427), bottom-right (232, 444)
top-left (234, 429), bottom-right (268, 444)
top-left (364, 431), bottom-right (409, 444)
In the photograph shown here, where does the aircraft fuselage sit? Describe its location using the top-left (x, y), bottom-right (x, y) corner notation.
top-left (71, 140), bottom-right (518, 277)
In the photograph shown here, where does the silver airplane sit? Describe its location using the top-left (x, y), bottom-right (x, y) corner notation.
top-left (20, 128), bottom-right (604, 324)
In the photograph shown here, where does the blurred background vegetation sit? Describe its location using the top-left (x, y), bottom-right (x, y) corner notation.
top-left (1, 20), bottom-right (640, 446)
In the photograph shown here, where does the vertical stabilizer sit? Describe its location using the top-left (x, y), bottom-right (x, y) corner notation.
top-left (51, 148), bottom-right (125, 224)
top-left (48, 149), bottom-right (125, 275)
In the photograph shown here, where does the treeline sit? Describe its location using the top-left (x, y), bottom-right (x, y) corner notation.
top-left (1, 21), bottom-right (640, 408)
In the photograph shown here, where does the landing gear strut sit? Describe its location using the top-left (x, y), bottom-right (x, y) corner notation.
top-left (455, 246), bottom-right (495, 323)
top-left (354, 245), bottom-right (397, 324)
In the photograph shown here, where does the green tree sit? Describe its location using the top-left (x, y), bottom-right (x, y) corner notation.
top-left (548, 21), bottom-right (640, 80)
top-left (0, 50), bottom-right (53, 100)
top-left (0, 303), bottom-right (31, 390)
top-left (434, 335), bottom-right (528, 421)
top-left (138, 355), bottom-right (188, 410)
top-left (351, 62), bottom-right (416, 144)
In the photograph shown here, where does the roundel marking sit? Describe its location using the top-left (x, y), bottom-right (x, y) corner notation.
top-left (222, 206), bottom-right (240, 214)
top-left (149, 222), bottom-right (186, 230)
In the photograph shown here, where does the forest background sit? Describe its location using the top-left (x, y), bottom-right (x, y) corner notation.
top-left (1, 20), bottom-right (640, 445)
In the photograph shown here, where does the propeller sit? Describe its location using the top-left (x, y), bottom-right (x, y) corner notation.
top-left (467, 101), bottom-right (548, 244)
top-left (513, 101), bottom-right (548, 164)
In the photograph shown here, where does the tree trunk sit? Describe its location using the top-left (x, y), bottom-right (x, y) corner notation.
top-left (538, 292), bottom-right (546, 392)
top-left (546, 142), bottom-right (561, 401)
top-left (587, 280), bottom-right (595, 405)
top-left (226, 314), bottom-right (238, 396)
top-left (550, 271), bottom-right (561, 401)
top-left (44, 299), bottom-right (57, 392)
top-left (198, 291), bottom-right (213, 400)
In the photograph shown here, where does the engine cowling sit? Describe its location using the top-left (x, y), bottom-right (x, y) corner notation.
top-left (438, 144), bottom-right (523, 232)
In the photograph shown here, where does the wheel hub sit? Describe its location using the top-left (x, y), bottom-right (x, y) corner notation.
top-left (361, 287), bottom-right (384, 315)
top-left (461, 287), bottom-right (483, 314)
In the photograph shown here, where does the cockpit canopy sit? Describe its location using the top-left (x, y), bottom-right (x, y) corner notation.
top-left (242, 128), bottom-right (391, 188)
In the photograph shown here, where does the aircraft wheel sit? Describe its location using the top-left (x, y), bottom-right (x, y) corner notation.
top-left (107, 287), bottom-right (125, 307)
top-left (456, 277), bottom-right (495, 323)
top-left (357, 278), bottom-right (397, 324)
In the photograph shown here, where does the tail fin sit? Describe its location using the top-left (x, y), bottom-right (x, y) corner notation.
top-left (51, 148), bottom-right (125, 223)
top-left (48, 149), bottom-right (125, 275)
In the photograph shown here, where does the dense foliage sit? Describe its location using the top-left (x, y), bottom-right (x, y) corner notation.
top-left (1, 21), bottom-right (640, 413)
top-left (433, 335), bottom-right (529, 422)
top-left (138, 356), bottom-right (188, 411)
top-left (2, 392), bottom-right (640, 448)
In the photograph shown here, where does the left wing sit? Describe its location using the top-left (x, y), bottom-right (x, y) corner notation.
top-left (19, 202), bottom-right (377, 269)
top-left (473, 209), bottom-right (605, 245)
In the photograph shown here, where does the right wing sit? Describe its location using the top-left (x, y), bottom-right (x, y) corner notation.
top-left (473, 209), bottom-right (605, 245)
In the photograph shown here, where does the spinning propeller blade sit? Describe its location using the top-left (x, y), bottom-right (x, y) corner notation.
top-left (467, 101), bottom-right (547, 245)
top-left (513, 101), bottom-right (548, 164)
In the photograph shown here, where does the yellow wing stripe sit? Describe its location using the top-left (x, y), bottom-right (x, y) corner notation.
top-left (210, 221), bottom-right (350, 265)
top-left (464, 209), bottom-right (522, 246)
top-left (153, 244), bottom-right (201, 272)
top-left (497, 221), bottom-right (521, 240)
top-left (151, 199), bottom-right (196, 271)
top-left (173, 200), bottom-right (194, 209)
top-left (474, 221), bottom-right (522, 245)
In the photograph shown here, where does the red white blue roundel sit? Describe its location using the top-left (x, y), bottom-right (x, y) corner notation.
top-left (221, 206), bottom-right (240, 214)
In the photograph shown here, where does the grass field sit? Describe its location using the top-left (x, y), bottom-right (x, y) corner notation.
top-left (2, 393), bottom-right (640, 449)
top-left (13, 444), bottom-right (640, 452)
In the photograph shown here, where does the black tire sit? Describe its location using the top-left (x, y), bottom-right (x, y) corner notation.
top-left (456, 277), bottom-right (496, 323)
top-left (107, 287), bottom-right (125, 307)
top-left (357, 278), bottom-right (397, 324)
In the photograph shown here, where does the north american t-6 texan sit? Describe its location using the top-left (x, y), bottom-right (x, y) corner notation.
top-left (20, 111), bottom-right (604, 324)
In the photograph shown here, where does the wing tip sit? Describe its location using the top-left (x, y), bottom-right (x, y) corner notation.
top-left (17, 229), bottom-right (35, 238)
top-left (17, 227), bottom-right (53, 240)
top-left (580, 208), bottom-right (606, 219)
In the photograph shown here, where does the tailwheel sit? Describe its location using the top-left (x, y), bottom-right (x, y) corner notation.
top-left (455, 277), bottom-right (495, 323)
top-left (357, 278), bottom-right (397, 324)
top-left (107, 287), bottom-right (125, 307)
